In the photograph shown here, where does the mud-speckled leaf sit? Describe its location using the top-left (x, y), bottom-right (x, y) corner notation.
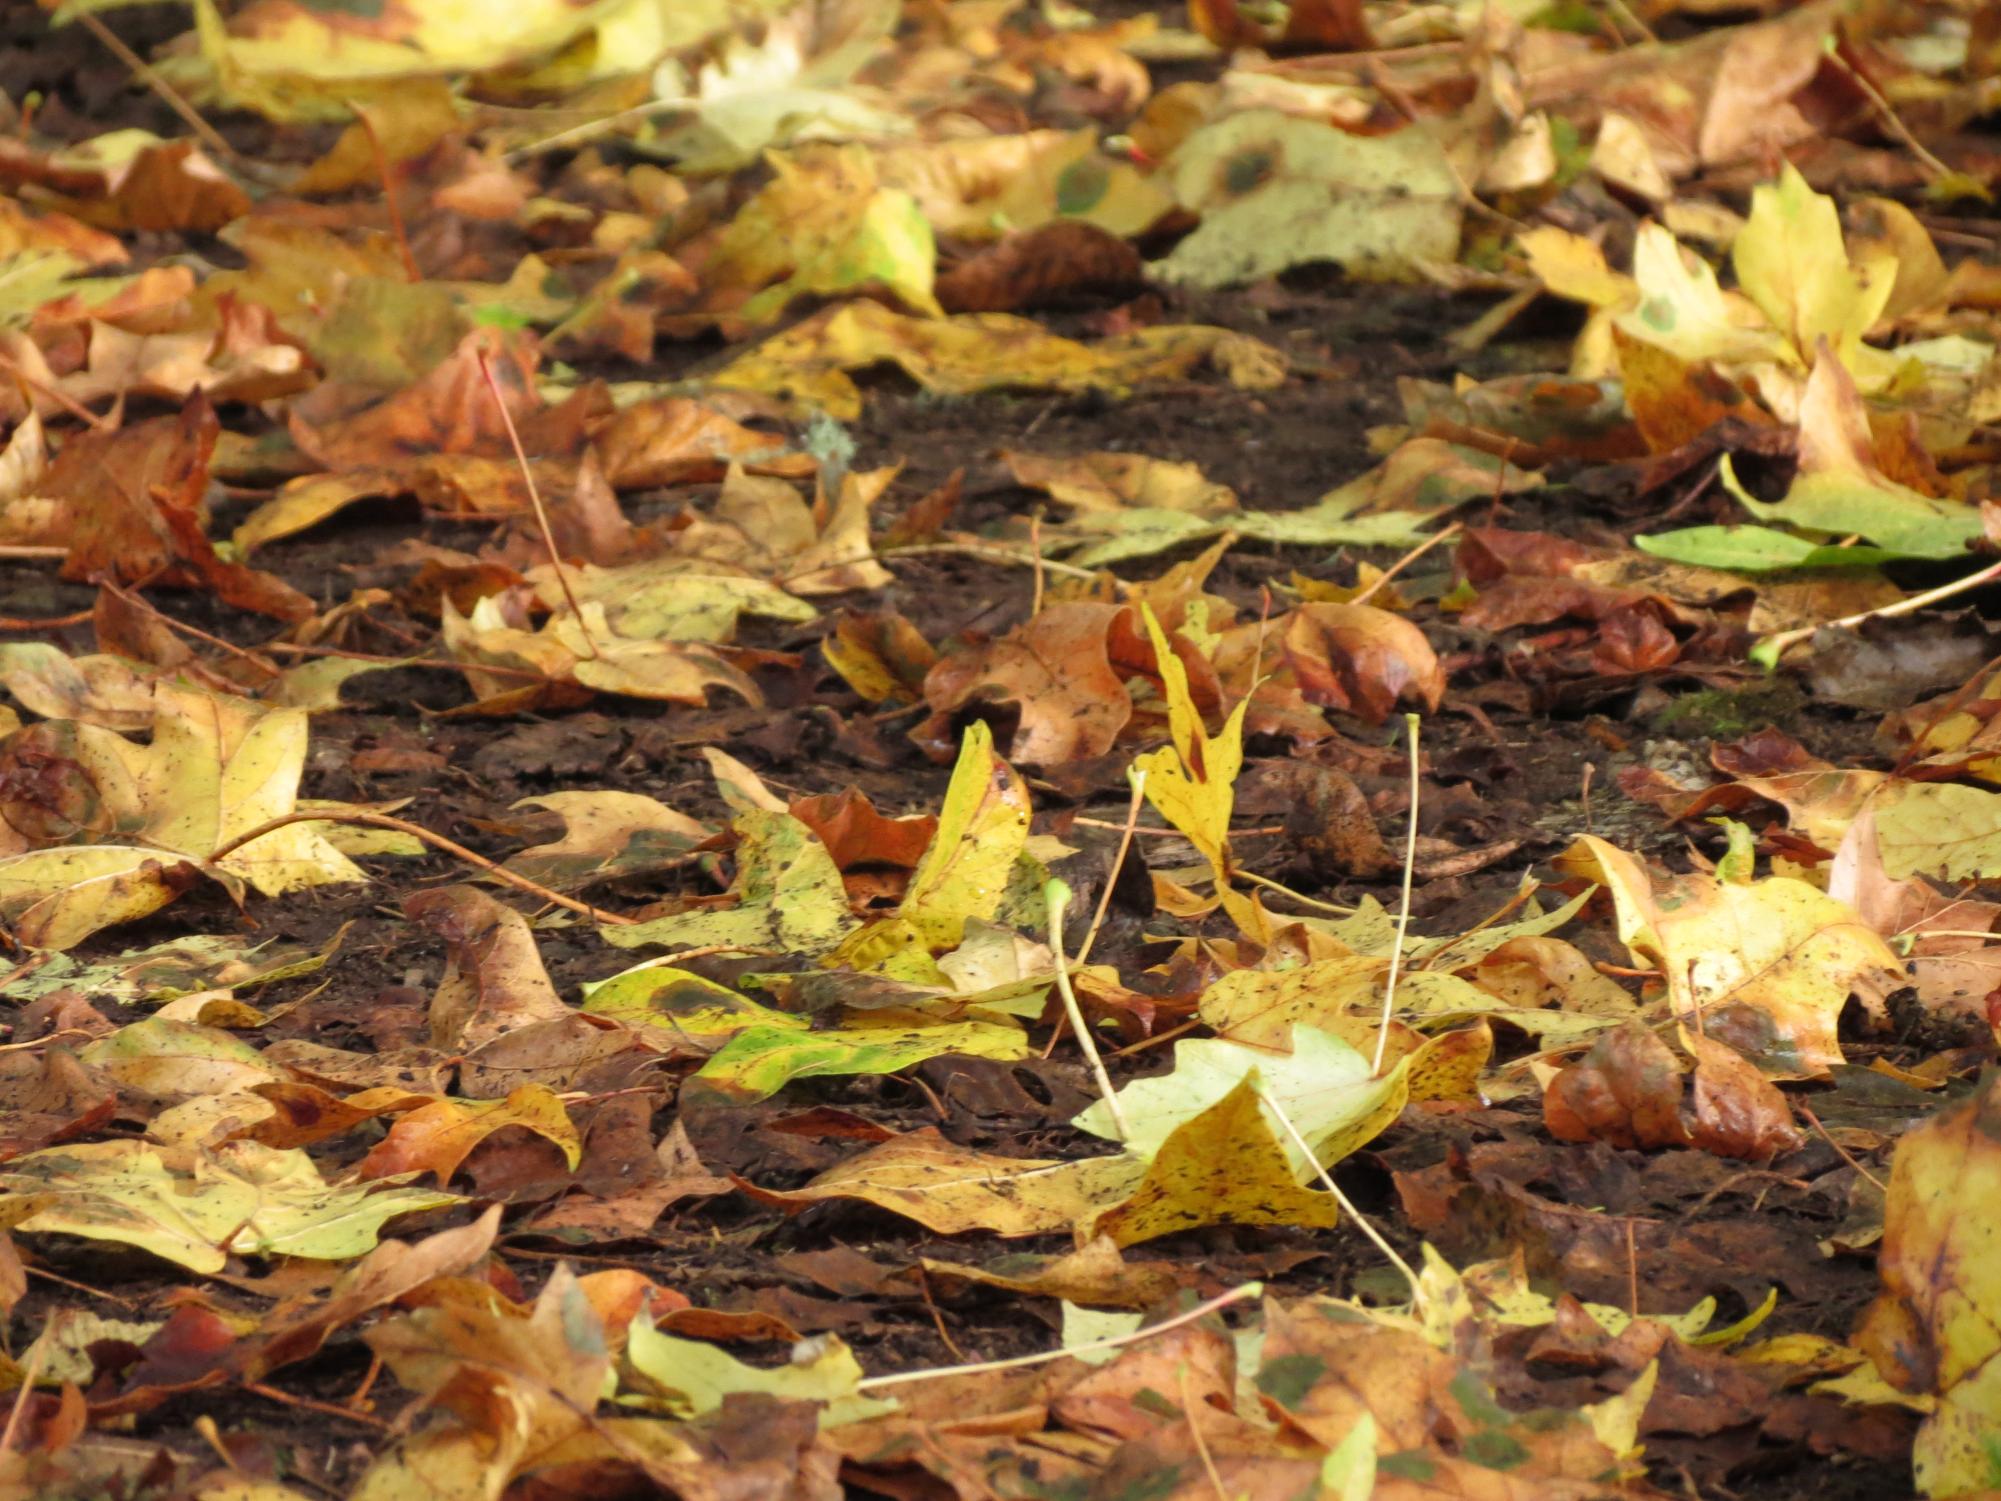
top-left (0, 1139), bottom-right (460, 1274)
top-left (691, 1017), bottom-right (1027, 1103)
top-left (898, 721), bottom-right (1031, 950)
top-left (1086, 1077), bottom-right (1340, 1247)
top-left (602, 807), bottom-right (857, 956)
top-left (1859, 1072), bottom-right (2001, 1498)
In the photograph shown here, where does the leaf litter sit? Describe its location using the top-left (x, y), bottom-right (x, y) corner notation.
top-left (7, 0), bottom-right (2001, 1498)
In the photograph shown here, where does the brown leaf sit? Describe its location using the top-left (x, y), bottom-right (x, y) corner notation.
top-left (1544, 1020), bottom-right (1693, 1150)
top-left (403, 885), bottom-right (571, 1051)
top-left (1281, 602), bottom-right (1444, 723)
top-left (936, 221), bottom-right (1142, 314)
top-left (54, 395), bottom-right (312, 621)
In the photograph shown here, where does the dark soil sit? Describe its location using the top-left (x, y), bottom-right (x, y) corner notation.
top-left (0, 9), bottom-right (1939, 1500)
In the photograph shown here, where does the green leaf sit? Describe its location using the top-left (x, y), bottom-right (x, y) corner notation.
top-left (899, 721), bottom-right (1031, 950)
top-left (1635, 524), bottom-right (1900, 572)
top-left (1072, 1024), bottom-right (1408, 1177)
top-left (1722, 455), bottom-right (1982, 562)
top-left (601, 807), bottom-right (858, 956)
top-left (690, 1018), bottom-right (1027, 1102)
top-left (0, 1140), bottom-right (460, 1274)
top-left (626, 1317), bottom-right (895, 1426)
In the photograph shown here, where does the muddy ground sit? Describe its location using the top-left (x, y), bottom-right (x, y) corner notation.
top-left (0, 7), bottom-right (1954, 1499)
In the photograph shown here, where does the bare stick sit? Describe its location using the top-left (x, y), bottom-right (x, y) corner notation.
top-left (0, 351), bottom-right (111, 431)
top-left (879, 541), bottom-right (1100, 580)
top-left (75, 11), bottom-right (242, 165)
top-left (1180, 1360), bottom-right (1229, 1501)
top-left (348, 99), bottom-right (421, 283)
top-left (1797, 1101), bottom-right (1888, 1194)
top-left (1075, 768), bottom-right (1146, 970)
top-left (0, 608), bottom-right (91, 630)
top-left (0, 546), bottom-right (69, 561)
top-left (1046, 877), bottom-right (1129, 1141)
top-left (1264, 1090), bottom-right (1422, 1306)
top-left (1029, 515), bottom-right (1047, 618)
top-left (476, 351), bottom-right (598, 657)
top-left (1823, 45), bottom-right (1952, 183)
top-left (0, 1329), bottom-right (47, 1455)
top-left (1348, 522), bottom-right (1463, 607)
top-left (1372, 713), bottom-right (1422, 1076)
top-left (205, 808), bottom-right (637, 926)
top-left (855, 1280), bottom-right (1262, 1391)
top-left (1754, 555), bottom-right (2001, 666)
top-left (1238, 868), bottom-right (1356, 915)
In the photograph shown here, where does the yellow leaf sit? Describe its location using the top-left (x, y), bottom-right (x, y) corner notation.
top-left (1133, 602), bottom-right (1265, 940)
top-left (1561, 835), bottom-right (1902, 1078)
top-left (1086, 1077), bottom-right (1339, 1247)
top-left (1858, 1073), bottom-right (2001, 1496)
top-left (899, 721), bottom-right (1031, 950)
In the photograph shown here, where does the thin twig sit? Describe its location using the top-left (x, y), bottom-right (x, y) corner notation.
top-left (348, 99), bottom-right (420, 283)
top-left (0, 1330), bottom-right (47, 1455)
top-left (1238, 869), bottom-right (1356, 915)
top-left (75, 10), bottom-right (243, 165)
top-left (205, 808), bottom-right (637, 926)
top-left (245, 1382), bottom-right (390, 1431)
top-left (0, 351), bottom-right (111, 431)
top-left (1348, 522), bottom-right (1463, 607)
top-left (1180, 1361), bottom-right (1229, 1501)
top-left (260, 640), bottom-right (563, 685)
top-left (1823, 45), bottom-right (1953, 183)
top-left (1372, 714), bottom-right (1422, 1076)
top-left (1028, 515), bottom-right (1047, 619)
top-left (0, 609), bottom-right (92, 630)
top-left (1068, 817), bottom-right (1285, 838)
top-left (1046, 877), bottom-right (1128, 1141)
top-left (855, 1281), bottom-right (1263, 1391)
top-left (476, 351), bottom-right (598, 657)
top-left (1797, 1102), bottom-right (1888, 1194)
top-left (0, 546), bottom-right (69, 560)
top-left (98, 581), bottom-right (284, 679)
top-left (1075, 769), bottom-right (1146, 971)
top-left (1264, 1092), bottom-right (1422, 1306)
top-left (1754, 555), bottom-right (2001, 665)
top-left (879, 541), bottom-right (1100, 580)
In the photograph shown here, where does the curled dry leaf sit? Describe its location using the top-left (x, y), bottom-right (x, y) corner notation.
top-left (1282, 602), bottom-right (1445, 723)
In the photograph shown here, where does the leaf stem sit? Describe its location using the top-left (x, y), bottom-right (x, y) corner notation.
top-left (855, 1280), bottom-right (1263, 1391)
top-left (475, 349), bottom-right (599, 658)
top-left (1263, 1089), bottom-right (1422, 1308)
top-left (205, 808), bottom-right (637, 926)
top-left (1372, 713), bottom-right (1422, 1076)
top-left (1754, 555), bottom-right (2001, 667)
top-left (1045, 877), bottom-right (1129, 1141)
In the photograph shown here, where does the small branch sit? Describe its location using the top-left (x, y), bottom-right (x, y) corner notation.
top-left (0, 351), bottom-right (111, 431)
top-left (1075, 768), bottom-right (1145, 971)
top-left (1372, 713), bottom-right (1422, 1076)
top-left (100, 580), bottom-right (283, 680)
top-left (1797, 1101), bottom-right (1888, 1194)
top-left (1753, 555), bottom-right (2001, 667)
top-left (0, 609), bottom-right (91, 630)
top-left (878, 541), bottom-right (1101, 580)
top-left (348, 99), bottom-right (421, 283)
top-left (855, 1280), bottom-right (1263, 1391)
top-left (1348, 522), bottom-right (1463, 608)
top-left (206, 808), bottom-right (637, 926)
top-left (1045, 877), bottom-right (1129, 1141)
top-left (1238, 869), bottom-right (1355, 915)
top-left (75, 11), bottom-right (243, 166)
top-left (1264, 1091), bottom-right (1423, 1306)
top-left (476, 351), bottom-right (598, 658)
